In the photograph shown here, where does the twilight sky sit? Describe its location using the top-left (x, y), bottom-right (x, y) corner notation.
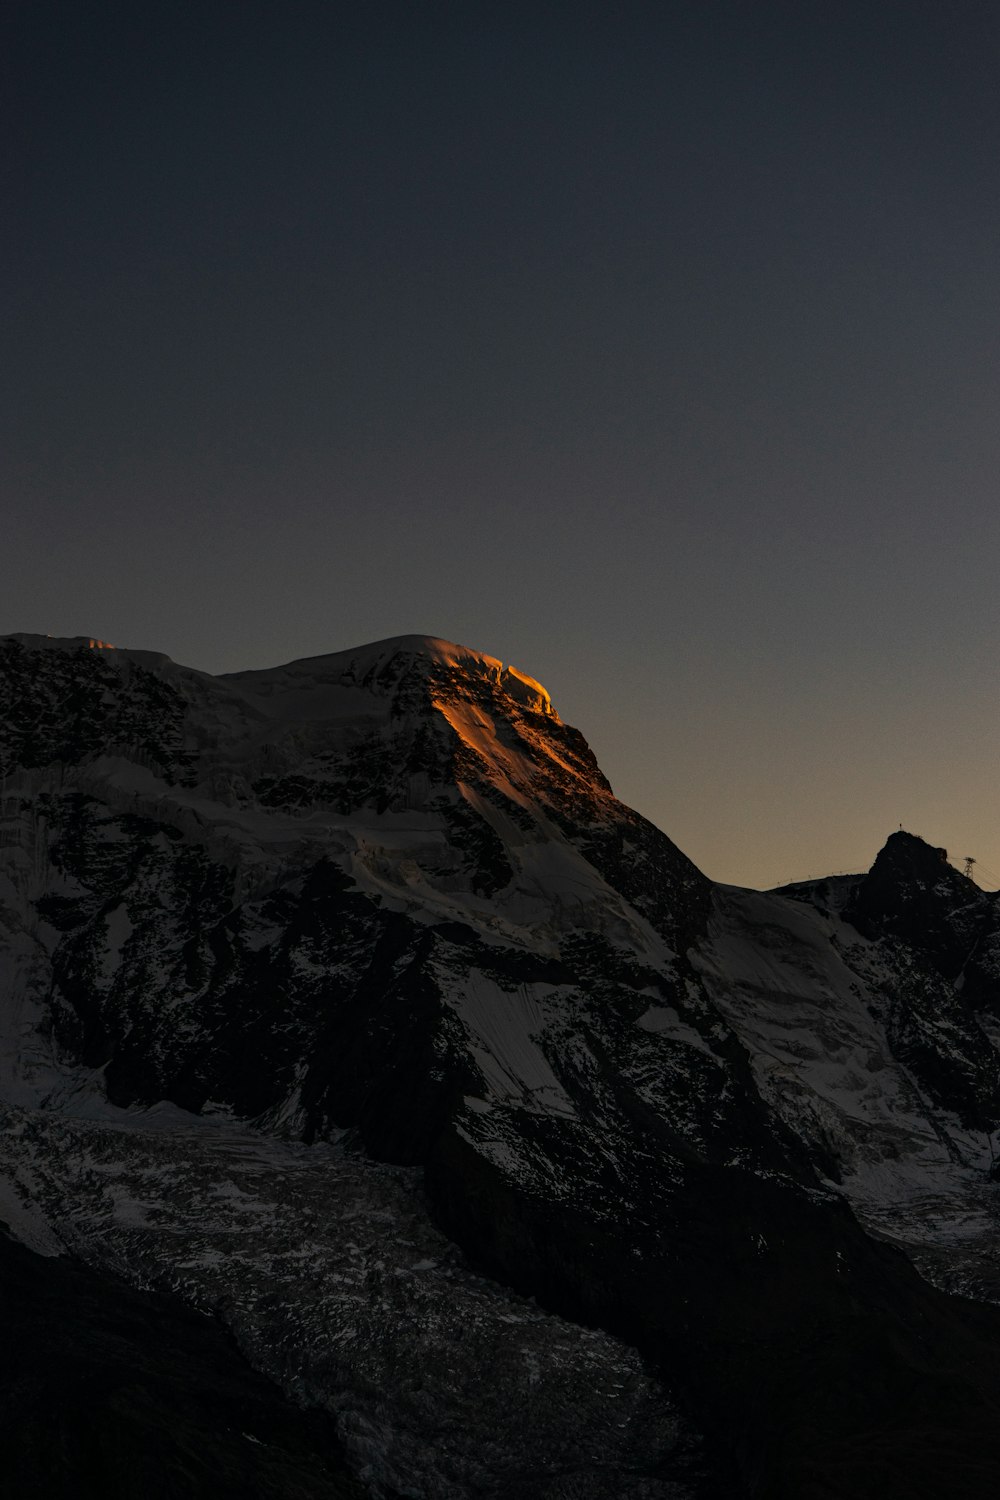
top-left (4, 0), bottom-right (999, 889)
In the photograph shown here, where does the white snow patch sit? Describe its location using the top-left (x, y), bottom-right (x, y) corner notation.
top-left (692, 886), bottom-right (993, 1230)
top-left (445, 970), bottom-right (576, 1118)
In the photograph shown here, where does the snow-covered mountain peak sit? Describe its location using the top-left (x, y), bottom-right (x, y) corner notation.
top-left (2, 630), bottom-right (559, 719)
top-left (222, 634), bottom-right (558, 720)
top-left (1, 631), bottom-right (178, 672)
top-left (4, 632), bottom-right (119, 652)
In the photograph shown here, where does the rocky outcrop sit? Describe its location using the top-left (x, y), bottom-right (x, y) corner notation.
top-left (846, 830), bottom-right (997, 977)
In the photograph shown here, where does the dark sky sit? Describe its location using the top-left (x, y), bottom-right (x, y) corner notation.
top-left (4, 0), bottom-right (999, 887)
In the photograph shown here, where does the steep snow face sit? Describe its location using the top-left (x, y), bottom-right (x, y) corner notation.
top-left (693, 885), bottom-right (996, 1181)
top-left (688, 875), bottom-right (1000, 1325)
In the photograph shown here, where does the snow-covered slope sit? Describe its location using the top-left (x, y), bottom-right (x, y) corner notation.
top-left (5, 631), bottom-right (1000, 1498)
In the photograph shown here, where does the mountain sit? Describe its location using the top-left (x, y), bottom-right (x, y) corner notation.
top-left (4, 631), bottom-right (1000, 1497)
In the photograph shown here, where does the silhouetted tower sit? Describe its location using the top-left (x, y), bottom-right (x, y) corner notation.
top-left (964, 856), bottom-right (976, 880)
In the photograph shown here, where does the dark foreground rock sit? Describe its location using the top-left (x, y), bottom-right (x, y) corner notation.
top-left (0, 1233), bottom-right (365, 1500)
top-left (429, 1140), bottom-right (1000, 1500)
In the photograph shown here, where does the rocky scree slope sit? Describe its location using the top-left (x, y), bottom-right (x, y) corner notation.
top-left (4, 633), bottom-right (1000, 1497)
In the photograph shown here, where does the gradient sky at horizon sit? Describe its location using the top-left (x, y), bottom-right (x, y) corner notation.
top-left (4, 0), bottom-right (999, 890)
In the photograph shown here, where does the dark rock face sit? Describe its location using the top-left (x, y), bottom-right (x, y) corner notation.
top-left (0, 1233), bottom-right (364, 1500)
top-left (846, 830), bottom-right (997, 980)
top-left (0, 637), bottom-right (195, 784)
top-left (6, 635), bottom-right (1000, 1497)
top-left (839, 832), bottom-right (1000, 1126)
top-left (428, 1139), bottom-right (1000, 1500)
